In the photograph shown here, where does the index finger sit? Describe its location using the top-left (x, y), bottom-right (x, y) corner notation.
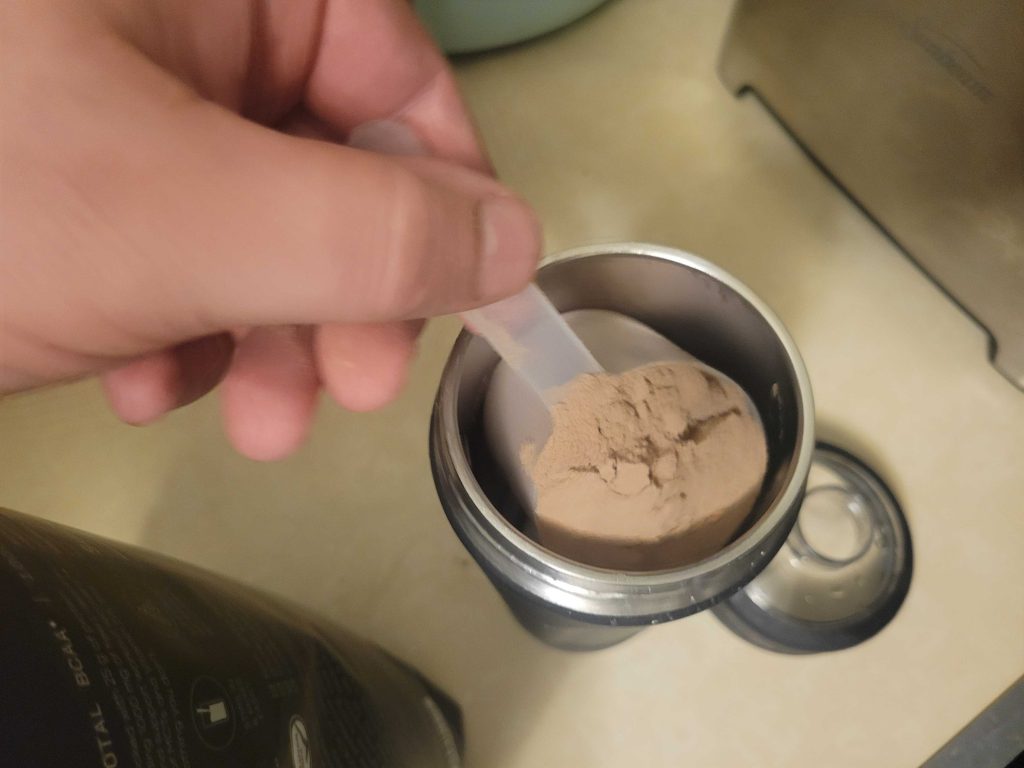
top-left (306, 0), bottom-right (491, 172)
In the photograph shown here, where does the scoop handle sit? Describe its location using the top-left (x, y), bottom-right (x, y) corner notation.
top-left (462, 283), bottom-right (603, 408)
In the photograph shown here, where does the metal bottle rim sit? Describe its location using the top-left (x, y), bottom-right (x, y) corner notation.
top-left (430, 243), bottom-right (816, 623)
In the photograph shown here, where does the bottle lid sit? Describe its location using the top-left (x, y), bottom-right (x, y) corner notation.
top-left (714, 443), bottom-right (913, 653)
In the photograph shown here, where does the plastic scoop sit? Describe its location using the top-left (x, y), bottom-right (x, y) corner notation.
top-left (461, 284), bottom-right (603, 407)
top-left (473, 304), bottom-right (766, 547)
top-left (464, 282), bottom-right (766, 530)
top-left (481, 307), bottom-right (702, 522)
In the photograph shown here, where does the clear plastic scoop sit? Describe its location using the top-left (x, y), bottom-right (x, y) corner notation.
top-left (461, 283), bottom-right (603, 408)
top-left (482, 308), bottom-right (700, 518)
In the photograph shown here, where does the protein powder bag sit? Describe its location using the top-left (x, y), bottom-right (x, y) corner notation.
top-left (0, 508), bottom-right (462, 768)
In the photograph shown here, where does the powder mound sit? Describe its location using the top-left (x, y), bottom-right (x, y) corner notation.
top-left (524, 360), bottom-right (768, 571)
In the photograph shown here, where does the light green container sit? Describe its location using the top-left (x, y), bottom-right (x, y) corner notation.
top-left (415, 0), bottom-right (612, 53)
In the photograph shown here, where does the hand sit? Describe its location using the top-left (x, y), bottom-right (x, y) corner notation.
top-left (0, 0), bottom-right (540, 459)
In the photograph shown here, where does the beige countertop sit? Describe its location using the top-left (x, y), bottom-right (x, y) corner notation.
top-left (2, 1), bottom-right (1022, 765)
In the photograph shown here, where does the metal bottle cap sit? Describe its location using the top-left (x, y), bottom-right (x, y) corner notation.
top-left (714, 443), bottom-right (913, 653)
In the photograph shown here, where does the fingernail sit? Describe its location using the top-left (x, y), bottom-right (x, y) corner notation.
top-left (348, 119), bottom-right (425, 157)
top-left (479, 196), bottom-right (542, 299)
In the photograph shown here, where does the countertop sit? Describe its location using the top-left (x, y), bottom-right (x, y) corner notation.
top-left (2, 1), bottom-right (1022, 765)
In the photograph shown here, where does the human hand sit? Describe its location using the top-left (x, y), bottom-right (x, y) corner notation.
top-left (0, 0), bottom-right (540, 459)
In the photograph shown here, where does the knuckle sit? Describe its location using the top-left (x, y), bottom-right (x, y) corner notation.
top-left (373, 168), bottom-right (435, 317)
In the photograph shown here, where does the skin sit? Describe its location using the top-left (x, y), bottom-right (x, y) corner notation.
top-left (0, 0), bottom-right (541, 460)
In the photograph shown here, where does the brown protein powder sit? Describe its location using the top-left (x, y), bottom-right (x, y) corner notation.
top-left (522, 360), bottom-right (768, 571)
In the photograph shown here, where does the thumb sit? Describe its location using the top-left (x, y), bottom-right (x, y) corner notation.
top-left (141, 102), bottom-right (540, 335)
top-left (5, 63), bottom-right (540, 379)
